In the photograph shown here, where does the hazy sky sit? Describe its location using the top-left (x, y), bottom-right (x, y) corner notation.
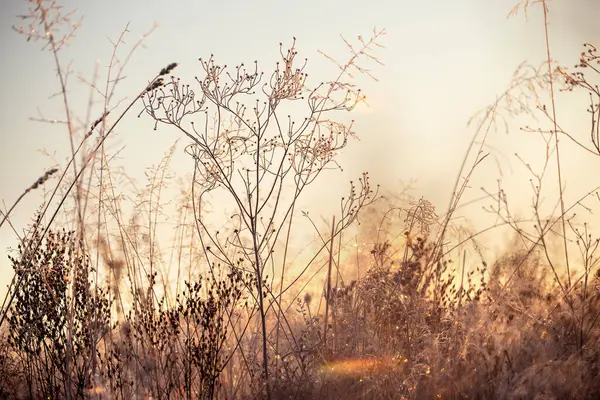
top-left (1, 0), bottom-right (600, 296)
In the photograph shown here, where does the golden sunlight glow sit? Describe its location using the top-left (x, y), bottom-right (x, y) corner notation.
top-left (319, 356), bottom-right (399, 378)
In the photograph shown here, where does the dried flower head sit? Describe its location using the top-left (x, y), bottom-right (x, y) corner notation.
top-left (27, 168), bottom-right (58, 192)
top-left (159, 62), bottom-right (178, 76)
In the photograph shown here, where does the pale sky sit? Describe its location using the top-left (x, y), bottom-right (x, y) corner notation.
top-left (1, 0), bottom-right (600, 298)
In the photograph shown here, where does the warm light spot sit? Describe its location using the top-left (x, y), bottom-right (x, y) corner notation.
top-left (88, 387), bottom-right (105, 395)
top-left (320, 356), bottom-right (398, 378)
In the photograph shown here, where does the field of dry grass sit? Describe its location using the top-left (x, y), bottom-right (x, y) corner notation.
top-left (1, 0), bottom-right (600, 399)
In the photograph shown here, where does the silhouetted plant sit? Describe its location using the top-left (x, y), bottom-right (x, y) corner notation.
top-left (7, 226), bottom-right (111, 399)
top-left (141, 30), bottom-right (384, 399)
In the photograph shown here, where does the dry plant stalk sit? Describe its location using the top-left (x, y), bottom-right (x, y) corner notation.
top-left (141, 30), bottom-right (385, 398)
